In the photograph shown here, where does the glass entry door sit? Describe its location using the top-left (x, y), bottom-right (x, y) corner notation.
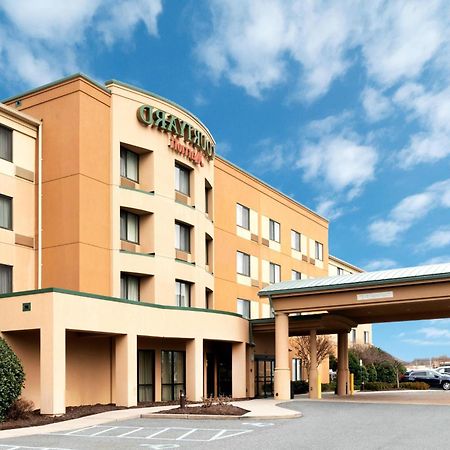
top-left (138, 350), bottom-right (154, 402)
top-left (255, 356), bottom-right (275, 398)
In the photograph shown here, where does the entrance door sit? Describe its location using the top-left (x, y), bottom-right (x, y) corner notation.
top-left (206, 352), bottom-right (215, 397)
top-left (137, 350), bottom-right (154, 402)
top-left (255, 356), bottom-right (275, 398)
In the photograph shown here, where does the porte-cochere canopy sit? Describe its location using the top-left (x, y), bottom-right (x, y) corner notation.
top-left (258, 263), bottom-right (450, 400)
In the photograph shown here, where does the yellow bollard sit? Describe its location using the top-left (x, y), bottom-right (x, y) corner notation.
top-left (350, 373), bottom-right (354, 395)
top-left (317, 370), bottom-right (322, 399)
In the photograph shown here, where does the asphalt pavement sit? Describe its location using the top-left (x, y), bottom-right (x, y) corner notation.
top-left (1, 399), bottom-right (450, 449)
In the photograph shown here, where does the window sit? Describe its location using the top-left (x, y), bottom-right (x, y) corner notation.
top-left (161, 350), bottom-right (186, 401)
top-left (176, 280), bottom-right (191, 307)
top-left (138, 350), bottom-right (154, 402)
top-left (175, 222), bottom-right (190, 253)
top-left (0, 125), bottom-right (12, 162)
top-left (175, 163), bottom-right (190, 195)
top-left (292, 359), bottom-right (302, 381)
top-left (269, 219), bottom-right (280, 242)
top-left (120, 146), bottom-right (139, 182)
top-left (0, 195), bottom-right (12, 230)
top-left (291, 230), bottom-right (301, 251)
top-left (291, 270), bottom-right (302, 280)
top-left (237, 299), bottom-right (251, 319)
top-left (236, 204), bottom-right (250, 229)
top-left (351, 329), bottom-right (357, 343)
top-left (205, 180), bottom-right (212, 215)
top-left (0, 264), bottom-right (12, 294)
top-left (364, 331), bottom-right (370, 344)
top-left (120, 274), bottom-right (140, 301)
top-left (337, 267), bottom-right (344, 276)
top-left (120, 210), bottom-right (139, 243)
top-left (315, 241), bottom-right (323, 261)
top-left (270, 262), bottom-right (281, 283)
top-left (236, 251), bottom-right (250, 277)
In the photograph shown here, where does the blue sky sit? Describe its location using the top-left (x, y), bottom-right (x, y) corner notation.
top-left (1, 0), bottom-right (450, 362)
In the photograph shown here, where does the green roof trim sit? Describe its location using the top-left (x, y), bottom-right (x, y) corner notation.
top-left (259, 271), bottom-right (450, 297)
top-left (105, 79), bottom-right (216, 144)
top-left (119, 250), bottom-right (155, 257)
top-left (175, 200), bottom-right (195, 209)
top-left (0, 287), bottom-right (242, 318)
top-left (2, 73), bottom-right (110, 104)
top-left (175, 258), bottom-right (196, 266)
top-left (119, 186), bottom-right (155, 196)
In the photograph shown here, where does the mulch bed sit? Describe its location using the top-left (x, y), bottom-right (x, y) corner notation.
top-left (0, 401), bottom-right (187, 431)
top-left (155, 405), bottom-right (249, 416)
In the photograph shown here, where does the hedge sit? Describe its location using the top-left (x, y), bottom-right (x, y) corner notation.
top-left (363, 381), bottom-right (430, 391)
top-left (0, 338), bottom-right (25, 421)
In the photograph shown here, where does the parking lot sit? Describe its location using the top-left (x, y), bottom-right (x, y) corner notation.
top-left (2, 396), bottom-right (450, 449)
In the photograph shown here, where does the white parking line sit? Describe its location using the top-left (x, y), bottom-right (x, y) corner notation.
top-left (117, 426), bottom-right (144, 437)
top-left (145, 428), bottom-right (171, 439)
top-left (89, 426), bottom-right (118, 436)
top-left (52, 425), bottom-right (253, 442)
top-left (0, 446), bottom-right (72, 450)
top-left (175, 429), bottom-right (198, 440)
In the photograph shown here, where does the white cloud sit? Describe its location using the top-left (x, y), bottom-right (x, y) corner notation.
top-left (196, 1), bottom-right (450, 101)
top-left (419, 327), bottom-right (450, 339)
top-left (361, 1), bottom-right (446, 86)
top-left (315, 199), bottom-right (343, 221)
top-left (368, 179), bottom-right (450, 245)
top-left (364, 258), bottom-right (397, 271)
top-left (297, 136), bottom-right (377, 199)
top-left (0, 1), bottom-right (163, 88)
top-left (251, 140), bottom-right (292, 173)
top-left (423, 227), bottom-right (450, 249)
top-left (361, 87), bottom-right (392, 122)
top-left (394, 84), bottom-right (450, 167)
top-left (422, 255), bottom-right (450, 265)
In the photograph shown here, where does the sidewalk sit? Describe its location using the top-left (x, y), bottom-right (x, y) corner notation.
top-left (0, 399), bottom-right (301, 439)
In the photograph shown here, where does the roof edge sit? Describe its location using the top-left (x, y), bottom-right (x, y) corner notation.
top-left (0, 102), bottom-right (41, 126)
top-left (2, 73), bottom-right (110, 104)
top-left (105, 79), bottom-right (216, 144)
top-left (329, 254), bottom-right (363, 273)
top-left (215, 155), bottom-right (329, 224)
top-left (259, 270), bottom-right (450, 297)
top-left (0, 287), bottom-right (244, 318)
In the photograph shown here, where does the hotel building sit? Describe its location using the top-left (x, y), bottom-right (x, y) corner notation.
top-left (0, 74), bottom-right (370, 414)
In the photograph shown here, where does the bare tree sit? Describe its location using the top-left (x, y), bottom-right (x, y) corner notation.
top-left (290, 335), bottom-right (335, 375)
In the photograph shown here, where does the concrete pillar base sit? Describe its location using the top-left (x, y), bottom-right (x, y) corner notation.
top-left (274, 368), bottom-right (291, 400)
top-left (232, 342), bottom-right (247, 398)
top-left (40, 326), bottom-right (66, 415)
top-left (186, 338), bottom-right (204, 401)
top-left (115, 334), bottom-right (137, 407)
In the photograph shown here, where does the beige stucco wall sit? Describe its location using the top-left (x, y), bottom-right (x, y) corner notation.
top-left (108, 84), bottom-right (214, 307)
top-left (214, 157), bottom-right (329, 318)
top-left (0, 290), bottom-right (249, 410)
top-left (0, 105), bottom-right (37, 292)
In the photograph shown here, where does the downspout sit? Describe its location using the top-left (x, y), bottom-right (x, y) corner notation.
top-left (38, 120), bottom-right (43, 289)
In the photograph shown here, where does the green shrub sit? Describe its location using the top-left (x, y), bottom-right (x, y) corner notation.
top-left (321, 382), bottom-right (336, 392)
top-left (0, 338), bottom-right (25, 421)
top-left (291, 381), bottom-right (336, 394)
top-left (363, 381), bottom-right (395, 391)
top-left (292, 380), bottom-right (309, 394)
top-left (399, 382), bottom-right (430, 390)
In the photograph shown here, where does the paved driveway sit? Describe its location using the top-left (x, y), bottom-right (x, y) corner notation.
top-left (314, 389), bottom-right (450, 405)
top-left (1, 399), bottom-right (450, 449)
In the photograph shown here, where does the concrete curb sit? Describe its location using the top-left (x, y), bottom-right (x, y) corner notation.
top-left (141, 411), bottom-right (302, 420)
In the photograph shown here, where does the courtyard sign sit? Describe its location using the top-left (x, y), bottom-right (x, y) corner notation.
top-left (137, 105), bottom-right (215, 164)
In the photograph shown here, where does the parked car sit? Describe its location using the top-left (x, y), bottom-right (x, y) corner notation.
top-left (404, 369), bottom-right (450, 390)
top-left (436, 366), bottom-right (450, 375)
